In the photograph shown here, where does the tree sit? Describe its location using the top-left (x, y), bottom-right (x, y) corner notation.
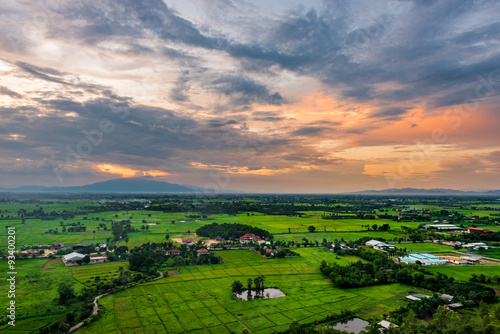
top-left (231, 280), bottom-right (244, 294)
top-left (308, 225), bottom-right (316, 233)
top-left (112, 224), bottom-right (123, 239)
top-left (254, 276), bottom-right (261, 290)
top-left (289, 320), bottom-right (302, 334)
top-left (241, 329), bottom-right (250, 334)
top-left (247, 278), bottom-right (252, 290)
top-left (82, 255), bottom-right (90, 264)
top-left (493, 304), bottom-right (500, 321)
top-left (165, 234), bottom-right (170, 240)
top-left (57, 282), bottom-right (75, 304)
top-left (479, 300), bottom-right (490, 320)
top-left (173, 256), bottom-right (184, 270)
top-left (371, 224), bottom-right (378, 231)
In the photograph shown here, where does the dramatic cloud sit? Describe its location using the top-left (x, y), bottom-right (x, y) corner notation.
top-left (0, 0), bottom-right (499, 192)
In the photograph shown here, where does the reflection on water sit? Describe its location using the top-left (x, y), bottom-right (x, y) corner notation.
top-left (236, 288), bottom-right (286, 300)
top-left (331, 318), bottom-right (370, 334)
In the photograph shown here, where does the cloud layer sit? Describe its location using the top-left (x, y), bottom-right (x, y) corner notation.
top-left (0, 0), bottom-right (500, 192)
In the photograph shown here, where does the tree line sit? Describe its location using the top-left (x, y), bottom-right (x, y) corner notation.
top-left (196, 222), bottom-right (271, 239)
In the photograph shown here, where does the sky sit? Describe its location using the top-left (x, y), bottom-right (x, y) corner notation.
top-left (0, 0), bottom-right (500, 193)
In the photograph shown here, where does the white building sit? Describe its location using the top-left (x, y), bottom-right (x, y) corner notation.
top-left (463, 242), bottom-right (488, 250)
top-left (378, 320), bottom-right (398, 331)
top-left (422, 224), bottom-right (462, 232)
top-left (365, 240), bottom-right (396, 250)
top-left (63, 252), bottom-right (85, 264)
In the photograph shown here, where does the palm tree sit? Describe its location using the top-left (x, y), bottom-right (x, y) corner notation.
top-left (259, 275), bottom-right (265, 291)
top-left (247, 278), bottom-right (252, 291)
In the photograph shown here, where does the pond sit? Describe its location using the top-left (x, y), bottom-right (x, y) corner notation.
top-left (235, 288), bottom-right (286, 300)
top-left (331, 318), bottom-right (370, 334)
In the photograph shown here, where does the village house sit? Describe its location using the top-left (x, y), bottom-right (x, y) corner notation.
top-left (166, 249), bottom-right (181, 255)
top-left (52, 242), bottom-right (64, 250)
top-left (89, 253), bottom-right (108, 263)
top-left (197, 248), bottom-right (209, 257)
top-left (239, 233), bottom-right (261, 242)
top-left (266, 249), bottom-right (279, 256)
top-left (378, 320), bottom-right (398, 330)
top-left (182, 239), bottom-right (196, 246)
top-left (440, 294), bottom-right (455, 303)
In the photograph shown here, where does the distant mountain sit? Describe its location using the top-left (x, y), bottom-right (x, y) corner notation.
top-left (0, 178), bottom-right (204, 193)
top-left (351, 188), bottom-right (500, 196)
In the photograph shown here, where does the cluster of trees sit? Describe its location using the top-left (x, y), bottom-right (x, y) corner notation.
top-left (196, 222), bottom-right (270, 239)
top-left (127, 242), bottom-right (221, 274)
top-left (470, 273), bottom-right (500, 284)
top-left (231, 276), bottom-right (266, 294)
top-left (256, 247), bottom-right (300, 258)
top-left (111, 220), bottom-right (135, 241)
top-left (320, 259), bottom-right (392, 288)
top-left (66, 225), bottom-right (87, 232)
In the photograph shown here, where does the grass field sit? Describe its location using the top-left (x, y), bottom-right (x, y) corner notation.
top-left (393, 242), bottom-right (456, 252)
top-left (0, 259), bottom-right (84, 332)
top-left (77, 249), bottom-right (411, 334)
top-left (426, 266), bottom-right (500, 282)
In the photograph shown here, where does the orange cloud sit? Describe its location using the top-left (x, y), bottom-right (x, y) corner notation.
top-left (189, 161), bottom-right (314, 176)
top-left (95, 164), bottom-right (170, 178)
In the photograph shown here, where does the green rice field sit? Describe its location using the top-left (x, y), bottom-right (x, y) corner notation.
top-left (77, 249), bottom-right (411, 333)
top-left (70, 261), bottom-right (130, 286)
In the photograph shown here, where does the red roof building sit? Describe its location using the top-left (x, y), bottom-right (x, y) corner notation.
top-left (52, 242), bottom-right (64, 249)
top-left (467, 227), bottom-right (492, 232)
top-left (182, 239), bottom-right (195, 245)
top-left (239, 233), bottom-right (262, 242)
top-left (166, 249), bottom-right (182, 255)
top-left (197, 248), bottom-right (209, 256)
